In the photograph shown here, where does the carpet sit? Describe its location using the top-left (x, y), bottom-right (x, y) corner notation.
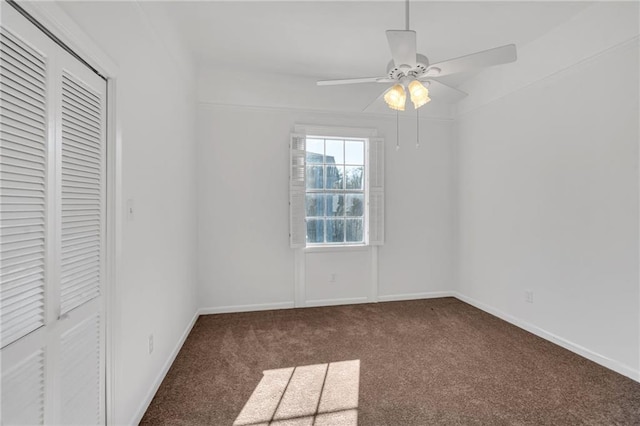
top-left (141, 298), bottom-right (640, 425)
top-left (234, 360), bottom-right (359, 426)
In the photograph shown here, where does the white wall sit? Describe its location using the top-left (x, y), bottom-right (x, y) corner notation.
top-left (197, 68), bottom-right (455, 312)
top-left (455, 2), bottom-right (640, 379)
top-left (56, 2), bottom-right (199, 424)
top-left (305, 248), bottom-right (372, 305)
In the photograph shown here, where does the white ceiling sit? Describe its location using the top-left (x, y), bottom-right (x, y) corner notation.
top-left (162, 1), bottom-right (591, 83)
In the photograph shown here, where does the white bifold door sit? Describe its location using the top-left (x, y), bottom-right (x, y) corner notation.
top-left (1, 3), bottom-right (107, 425)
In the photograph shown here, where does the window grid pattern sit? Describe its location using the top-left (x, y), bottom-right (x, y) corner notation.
top-left (305, 137), bottom-right (365, 245)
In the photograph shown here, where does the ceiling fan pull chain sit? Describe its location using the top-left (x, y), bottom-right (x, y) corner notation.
top-left (396, 110), bottom-right (400, 151)
top-left (416, 107), bottom-right (420, 149)
top-left (405, 0), bottom-right (410, 31)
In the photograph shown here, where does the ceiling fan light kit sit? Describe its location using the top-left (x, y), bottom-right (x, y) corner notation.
top-left (408, 80), bottom-right (430, 109)
top-left (384, 84), bottom-right (407, 111)
top-left (382, 79), bottom-right (430, 111)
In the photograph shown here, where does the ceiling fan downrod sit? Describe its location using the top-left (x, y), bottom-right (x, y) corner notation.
top-left (405, 0), bottom-right (410, 31)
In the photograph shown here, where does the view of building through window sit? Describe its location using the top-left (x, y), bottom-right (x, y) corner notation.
top-left (305, 137), bottom-right (366, 244)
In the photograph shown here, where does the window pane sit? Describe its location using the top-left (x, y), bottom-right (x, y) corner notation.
top-left (306, 139), bottom-right (324, 164)
top-left (306, 165), bottom-right (323, 189)
top-left (345, 166), bottom-right (364, 190)
top-left (305, 194), bottom-right (325, 217)
top-left (346, 218), bottom-right (363, 242)
top-left (345, 194), bottom-right (364, 217)
top-left (326, 194), bottom-right (344, 216)
top-left (326, 219), bottom-right (345, 243)
top-left (345, 141), bottom-right (364, 164)
top-left (325, 139), bottom-right (344, 164)
top-left (325, 165), bottom-right (344, 189)
top-left (307, 219), bottom-right (324, 243)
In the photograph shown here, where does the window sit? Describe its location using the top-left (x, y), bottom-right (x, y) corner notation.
top-left (305, 138), bottom-right (366, 244)
top-left (289, 129), bottom-right (384, 249)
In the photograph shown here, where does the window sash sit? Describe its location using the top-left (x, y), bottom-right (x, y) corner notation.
top-left (304, 137), bottom-right (366, 246)
top-left (290, 129), bottom-right (384, 248)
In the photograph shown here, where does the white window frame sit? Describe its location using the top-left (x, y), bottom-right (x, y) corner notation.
top-left (290, 125), bottom-right (384, 250)
top-left (305, 135), bottom-right (368, 247)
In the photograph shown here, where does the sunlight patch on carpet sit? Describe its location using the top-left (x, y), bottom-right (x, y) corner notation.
top-left (233, 360), bottom-right (360, 426)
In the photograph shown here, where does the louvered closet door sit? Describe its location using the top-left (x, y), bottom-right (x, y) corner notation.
top-left (0, 11), bottom-right (48, 353)
top-left (1, 3), bottom-right (107, 425)
top-left (1, 6), bottom-right (54, 424)
top-left (55, 46), bottom-right (106, 426)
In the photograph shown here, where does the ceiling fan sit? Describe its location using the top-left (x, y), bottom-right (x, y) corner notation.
top-left (317, 0), bottom-right (517, 111)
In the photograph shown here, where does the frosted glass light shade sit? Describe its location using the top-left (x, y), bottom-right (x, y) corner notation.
top-left (408, 80), bottom-right (431, 109)
top-left (384, 84), bottom-right (406, 111)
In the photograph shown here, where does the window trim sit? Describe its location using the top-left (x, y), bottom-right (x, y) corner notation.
top-left (304, 244), bottom-right (369, 253)
top-left (294, 124), bottom-right (378, 139)
top-left (295, 125), bottom-right (378, 250)
top-left (290, 125), bottom-right (384, 250)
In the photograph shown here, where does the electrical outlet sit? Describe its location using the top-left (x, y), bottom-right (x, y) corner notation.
top-left (148, 334), bottom-right (154, 354)
top-left (329, 273), bottom-right (337, 283)
top-left (525, 290), bottom-right (534, 304)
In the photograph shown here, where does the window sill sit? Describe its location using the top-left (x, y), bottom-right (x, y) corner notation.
top-left (304, 244), bottom-right (370, 253)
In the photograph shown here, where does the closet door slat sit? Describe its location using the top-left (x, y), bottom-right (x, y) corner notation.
top-left (60, 314), bottom-right (101, 425)
top-left (59, 71), bottom-right (103, 315)
top-left (0, 349), bottom-right (45, 425)
top-left (0, 27), bottom-right (47, 349)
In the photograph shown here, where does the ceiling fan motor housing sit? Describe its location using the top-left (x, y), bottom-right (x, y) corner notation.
top-left (386, 53), bottom-right (429, 81)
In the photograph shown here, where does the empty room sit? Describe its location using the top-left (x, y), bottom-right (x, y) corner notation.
top-left (0, 0), bottom-right (639, 425)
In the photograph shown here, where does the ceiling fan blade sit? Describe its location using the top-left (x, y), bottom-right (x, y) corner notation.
top-left (362, 88), bottom-right (389, 112)
top-left (423, 79), bottom-right (468, 103)
top-left (386, 30), bottom-right (417, 68)
top-left (426, 44), bottom-right (517, 77)
top-left (317, 77), bottom-right (391, 86)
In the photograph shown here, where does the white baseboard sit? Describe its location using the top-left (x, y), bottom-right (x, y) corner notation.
top-left (377, 291), bottom-right (455, 302)
top-left (305, 296), bottom-right (369, 307)
top-left (452, 291), bottom-right (640, 383)
top-left (199, 301), bottom-right (295, 315)
top-left (131, 310), bottom-right (199, 425)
